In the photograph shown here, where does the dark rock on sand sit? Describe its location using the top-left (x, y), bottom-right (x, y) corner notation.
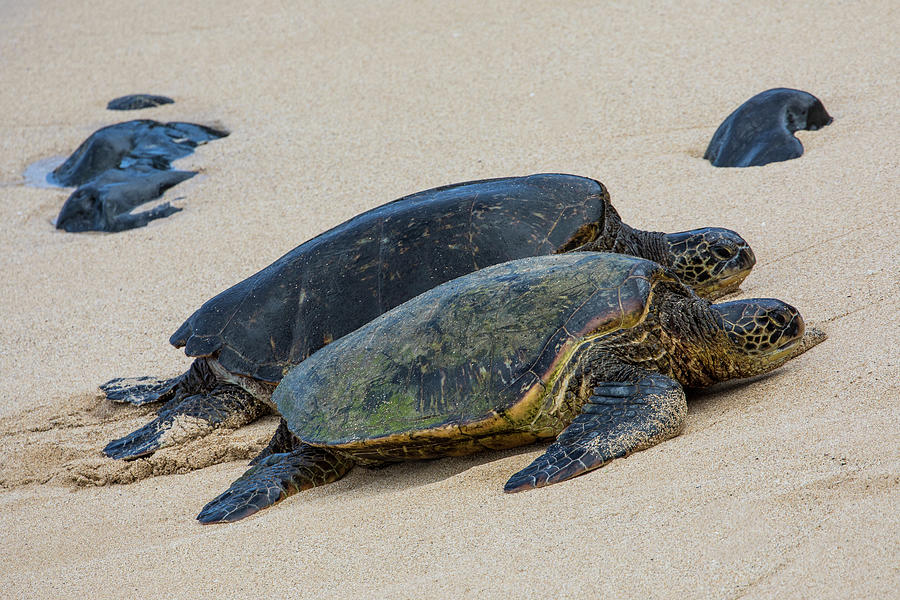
top-left (49, 120), bottom-right (227, 232)
top-left (107, 94), bottom-right (175, 111)
top-left (50, 120), bottom-right (227, 187)
top-left (704, 88), bottom-right (832, 167)
top-left (55, 167), bottom-right (195, 233)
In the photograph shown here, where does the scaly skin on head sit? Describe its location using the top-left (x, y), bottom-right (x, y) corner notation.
top-left (638, 225), bottom-right (756, 299)
top-left (661, 229), bottom-right (756, 299)
top-left (660, 294), bottom-right (826, 386)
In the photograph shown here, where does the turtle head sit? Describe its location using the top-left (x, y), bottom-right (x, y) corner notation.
top-left (662, 228), bottom-right (755, 300)
top-left (707, 298), bottom-right (820, 380)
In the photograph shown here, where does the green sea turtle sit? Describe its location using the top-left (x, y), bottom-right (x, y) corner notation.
top-left (102, 174), bottom-right (755, 463)
top-left (197, 252), bottom-right (824, 523)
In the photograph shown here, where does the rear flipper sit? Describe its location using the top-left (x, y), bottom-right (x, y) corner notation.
top-left (100, 358), bottom-right (218, 406)
top-left (504, 372), bottom-right (687, 492)
top-left (197, 444), bottom-right (354, 523)
top-left (103, 383), bottom-right (269, 460)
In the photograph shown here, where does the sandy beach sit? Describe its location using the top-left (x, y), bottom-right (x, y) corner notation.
top-left (1, 1), bottom-right (897, 597)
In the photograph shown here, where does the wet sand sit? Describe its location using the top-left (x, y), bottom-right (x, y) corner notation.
top-left (0, 1), bottom-right (897, 597)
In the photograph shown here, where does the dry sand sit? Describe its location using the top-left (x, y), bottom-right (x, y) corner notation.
top-left (0, 1), bottom-right (897, 597)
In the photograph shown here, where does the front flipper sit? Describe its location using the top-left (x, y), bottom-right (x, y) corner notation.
top-left (249, 418), bottom-right (298, 465)
top-left (103, 384), bottom-right (269, 460)
top-left (100, 359), bottom-right (218, 406)
top-left (197, 444), bottom-right (354, 523)
top-left (504, 372), bottom-right (687, 493)
top-left (100, 375), bottom-right (182, 405)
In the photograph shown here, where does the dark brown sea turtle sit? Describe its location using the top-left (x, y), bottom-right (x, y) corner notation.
top-left (197, 252), bottom-right (824, 523)
top-left (102, 174), bottom-right (756, 463)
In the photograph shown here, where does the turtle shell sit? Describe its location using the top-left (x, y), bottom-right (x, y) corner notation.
top-left (169, 174), bottom-right (617, 382)
top-left (274, 252), bottom-right (665, 460)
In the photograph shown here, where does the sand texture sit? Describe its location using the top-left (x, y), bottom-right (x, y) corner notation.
top-left (1, 1), bottom-right (897, 598)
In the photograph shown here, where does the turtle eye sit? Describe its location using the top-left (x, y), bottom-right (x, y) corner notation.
top-left (711, 246), bottom-right (737, 261)
top-left (770, 312), bottom-right (788, 328)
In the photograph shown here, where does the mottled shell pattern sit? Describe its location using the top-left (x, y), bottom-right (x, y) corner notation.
top-left (274, 253), bottom-right (667, 460)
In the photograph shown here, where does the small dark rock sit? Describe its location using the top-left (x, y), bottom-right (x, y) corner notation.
top-left (107, 94), bottom-right (175, 111)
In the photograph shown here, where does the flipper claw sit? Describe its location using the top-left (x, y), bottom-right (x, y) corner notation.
top-left (505, 372), bottom-right (687, 493)
top-left (103, 385), bottom-right (269, 460)
top-left (100, 375), bottom-right (180, 406)
top-left (198, 445), bottom-right (353, 524)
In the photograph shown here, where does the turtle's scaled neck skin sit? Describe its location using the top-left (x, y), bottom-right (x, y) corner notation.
top-left (600, 281), bottom-right (726, 388)
top-left (670, 295), bottom-right (824, 384)
top-left (606, 222), bottom-right (670, 266)
top-left (593, 281), bottom-right (823, 389)
top-left (583, 217), bottom-right (755, 300)
top-left (561, 279), bottom-right (725, 391)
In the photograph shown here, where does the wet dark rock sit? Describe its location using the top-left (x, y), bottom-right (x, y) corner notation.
top-left (50, 120), bottom-right (227, 187)
top-left (704, 88), bottom-right (832, 167)
top-left (55, 167), bottom-right (195, 232)
top-left (49, 120), bottom-right (228, 232)
top-left (107, 94), bottom-right (175, 111)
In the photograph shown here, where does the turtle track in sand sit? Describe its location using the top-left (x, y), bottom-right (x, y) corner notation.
top-left (0, 392), bottom-right (275, 489)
